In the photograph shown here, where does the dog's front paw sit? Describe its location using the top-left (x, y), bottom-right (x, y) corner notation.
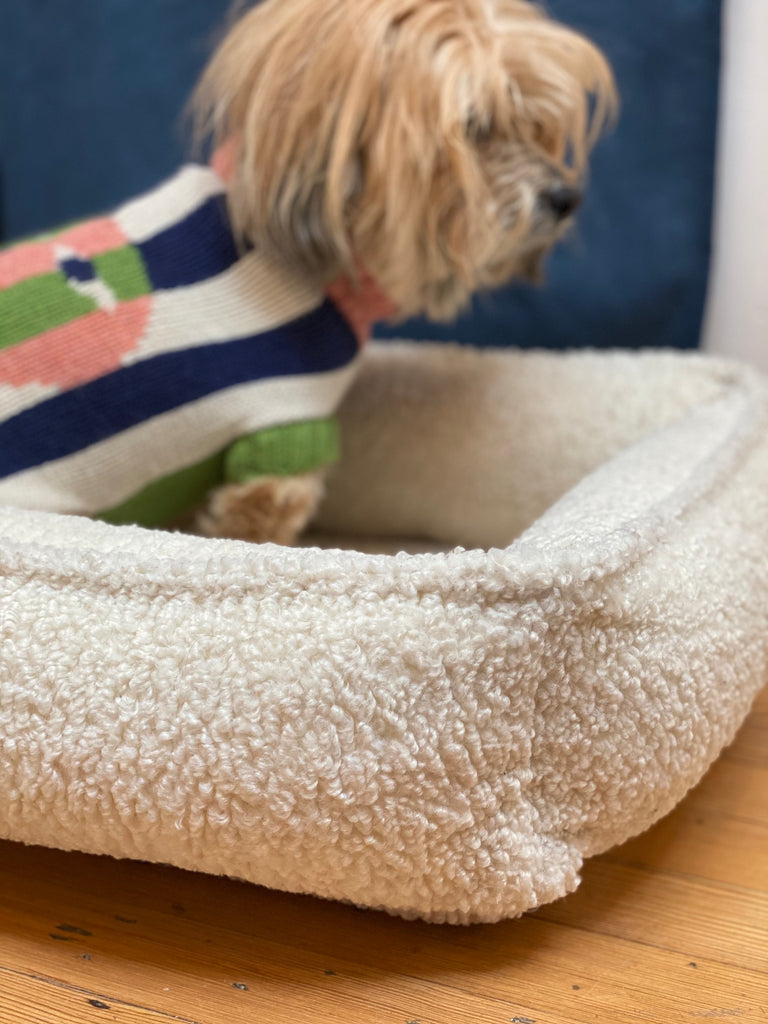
top-left (194, 473), bottom-right (325, 545)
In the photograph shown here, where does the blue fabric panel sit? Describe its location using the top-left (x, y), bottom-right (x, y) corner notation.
top-left (0, 1), bottom-right (721, 351)
top-left (0, 301), bottom-right (358, 477)
top-left (0, 2), bottom-right (222, 239)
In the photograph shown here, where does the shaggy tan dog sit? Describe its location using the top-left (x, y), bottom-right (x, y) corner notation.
top-left (190, 0), bottom-right (616, 542)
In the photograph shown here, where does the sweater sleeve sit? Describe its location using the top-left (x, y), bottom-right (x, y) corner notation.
top-left (224, 417), bottom-right (341, 482)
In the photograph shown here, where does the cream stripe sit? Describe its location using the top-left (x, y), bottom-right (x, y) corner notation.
top-left (115, 166), bottom-right (226, 244)
top-left (127, 250), bottom-right (324, 363)
top-left (0, 380), bottom-right (60, 421)
top-left (0, 364), bottom-right (358, 516)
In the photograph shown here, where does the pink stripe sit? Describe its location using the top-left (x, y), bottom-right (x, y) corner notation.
top-left (57, 217), bottom-right (127, 257)
top-left (0, 241), bottom-right (57, 289)
top-left (0, 297), bottom-right (152, 389)
top-left (0, 217), bottom-right (128, 290)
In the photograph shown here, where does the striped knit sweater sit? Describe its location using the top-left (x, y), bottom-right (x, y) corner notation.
top-left (0, 165), bottom-right (388, 528)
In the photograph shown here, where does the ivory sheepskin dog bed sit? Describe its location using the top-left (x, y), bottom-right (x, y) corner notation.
top-left (1, 342), bottom-right (766, 924)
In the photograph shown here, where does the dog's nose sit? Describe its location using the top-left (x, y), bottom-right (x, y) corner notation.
top-left (542, 185), bottom-right (583, 220)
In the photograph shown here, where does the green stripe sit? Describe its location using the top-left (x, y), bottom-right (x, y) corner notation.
top-left (97, 420), bottom-right (341, 529)
top-left (0, 272), bottom-right (96, 349)
top-left (92, 245), bottom-right (151, 301)
top-left (225, 418), bottom-right (340, 481)
top-left (97, 451), bottom-right (226, 529)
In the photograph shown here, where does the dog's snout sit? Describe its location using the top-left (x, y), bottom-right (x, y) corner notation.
top-left (541, 185), bottom-right (583, 220)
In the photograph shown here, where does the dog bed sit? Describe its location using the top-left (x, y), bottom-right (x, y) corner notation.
top-left (1, 342), bottom-right (766, 924)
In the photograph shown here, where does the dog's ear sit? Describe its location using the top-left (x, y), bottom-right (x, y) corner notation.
top-left (192, 0), bottom-right (373, 285)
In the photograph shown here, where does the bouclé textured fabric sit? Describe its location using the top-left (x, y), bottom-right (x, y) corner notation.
top-left (0, 343), bottom-right (765, 923)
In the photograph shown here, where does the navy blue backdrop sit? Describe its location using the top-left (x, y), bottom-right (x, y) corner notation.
top-left (0, 1), bottom-right (721, 351)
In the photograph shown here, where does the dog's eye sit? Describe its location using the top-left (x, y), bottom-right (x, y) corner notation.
top-left (531, 121), bottom-right (554, 151)
top-left (465, 115), bottom-right (493, 146)
top-left (531, 121), bottom-right (566, 162)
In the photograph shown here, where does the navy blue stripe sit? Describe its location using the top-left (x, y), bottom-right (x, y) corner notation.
top-left (59, 256), bottom-right (96, 283)
top-left (137, 194), bottom-right (239, 290)
top-left (0, 301), bottom-right (357, 478)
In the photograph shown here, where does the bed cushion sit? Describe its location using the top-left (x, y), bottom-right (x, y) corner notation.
top-left (0, 342), bottom-right (764, 923)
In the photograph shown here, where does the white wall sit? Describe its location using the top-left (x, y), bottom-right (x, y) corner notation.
top-left (702, 0), bottom-right (768, 368)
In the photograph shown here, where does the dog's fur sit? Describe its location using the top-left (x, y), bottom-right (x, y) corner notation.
top-left (194, 0), bottom-right (616, 320)
top-left (189, 0), bottom-right (616, 544)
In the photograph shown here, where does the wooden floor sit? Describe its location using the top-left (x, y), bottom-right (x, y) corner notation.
top-left (0, 687), bottom-right (765, 1024)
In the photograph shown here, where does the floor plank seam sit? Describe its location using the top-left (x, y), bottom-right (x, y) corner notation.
top-left (529, 917), bottom-right (768, 976)
top-left (601, 857), bottom-right (768, 897)
top-left (0, 964), bottom-right (205, 1024)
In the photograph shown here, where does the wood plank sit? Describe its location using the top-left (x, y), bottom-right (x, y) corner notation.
top-left (604, 803), bottom-right (768, 890)
top-left (0, 912), bottom-right (590, 1024)
top-left (0, 966), bottom-right (199, 1024)
top-left (0, 843), bottom-right (765, 1024)
top-left (535, 859), bottom-right (768, 973)
top-left (682, 758), bottom-right (768, 826)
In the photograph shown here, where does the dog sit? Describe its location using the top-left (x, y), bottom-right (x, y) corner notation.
top-left (0, 0), bottom-right (615, 544)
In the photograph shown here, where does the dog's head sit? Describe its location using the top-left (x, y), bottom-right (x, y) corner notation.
top-left (194, 0), bottom-right (616, 321)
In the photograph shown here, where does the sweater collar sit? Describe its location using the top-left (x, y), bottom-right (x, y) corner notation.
top-left (325, 270), bottom-right (396, 346)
